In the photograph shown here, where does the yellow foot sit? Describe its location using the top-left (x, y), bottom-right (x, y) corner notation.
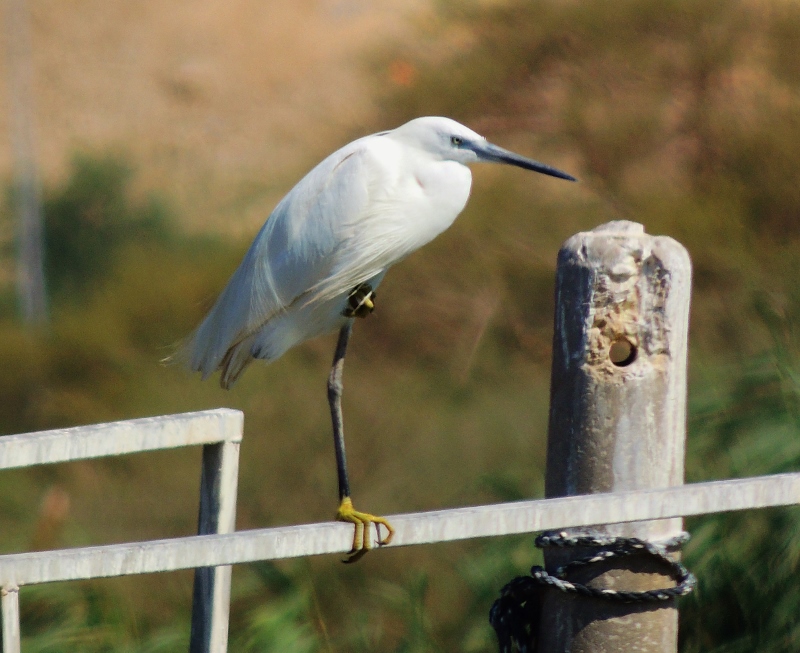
top-left (343, 283), bottom-right (376, 319)
top-left (336, 497), bottom-right (394, 563)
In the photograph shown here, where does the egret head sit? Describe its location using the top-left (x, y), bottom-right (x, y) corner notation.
top-left (392, 116), bottom-right (576, 182)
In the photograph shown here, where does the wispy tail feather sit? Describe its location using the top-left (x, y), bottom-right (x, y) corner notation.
top-left (161, 335), bottom-right (194, 371)
top-left (218, 335), bottom-right (258, 389)
top-left (161, 328), bottom-right (253, 389)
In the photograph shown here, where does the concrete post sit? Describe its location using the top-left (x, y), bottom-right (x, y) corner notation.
top-left (538, 221), bottom-right (692, 652)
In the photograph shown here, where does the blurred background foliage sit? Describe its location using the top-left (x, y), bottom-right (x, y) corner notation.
top-left (0, 0), bottom-right (798, 650)
top-left (43, 154), bottom-right (172, 301)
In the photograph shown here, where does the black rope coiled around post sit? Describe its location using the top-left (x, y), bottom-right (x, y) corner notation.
top-left (489, 531), bottom-right (696, 653)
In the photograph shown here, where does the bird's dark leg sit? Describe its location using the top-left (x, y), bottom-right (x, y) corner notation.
top-left (328, 319), bottom-right (394, 563)
top-left (329, 320), bottom-right (354, 503)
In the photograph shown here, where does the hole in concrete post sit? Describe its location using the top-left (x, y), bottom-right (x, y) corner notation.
top-left (609, 338), bottom-right (637, 367)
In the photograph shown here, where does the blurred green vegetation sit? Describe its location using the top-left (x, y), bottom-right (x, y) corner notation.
top-left (43, 154), bottom-right (172, 301)
top-left (1, 0), bottom-right (799, 650)
top-left (678, 286), bottom-right (800, 652)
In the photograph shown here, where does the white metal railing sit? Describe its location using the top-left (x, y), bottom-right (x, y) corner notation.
top-left (0, 409), bottom-right (243, 653)
top-left (0, 473), bottom-right (798, 586)
top-left (0, 410), bottom-right (242, 469)
top-left (0, 407), bottom-right (797, 652)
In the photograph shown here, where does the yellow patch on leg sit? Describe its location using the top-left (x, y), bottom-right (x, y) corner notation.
top-left (343, 283), bottom-right (376, 318)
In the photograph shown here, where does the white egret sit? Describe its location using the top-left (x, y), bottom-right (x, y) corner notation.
top-left (186, 116), bottom-right (575, 561)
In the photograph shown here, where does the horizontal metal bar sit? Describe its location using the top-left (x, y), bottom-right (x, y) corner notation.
top-left (0, 410), bottom-right (243, 470)
top-left (0, 472), bottom-right (797, 586)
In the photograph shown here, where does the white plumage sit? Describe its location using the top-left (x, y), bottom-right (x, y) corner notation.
top-left (188, 117), bottom-right (574, 388)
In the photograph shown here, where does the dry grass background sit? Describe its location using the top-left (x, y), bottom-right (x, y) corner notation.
top-left (0, 0), bottom-right (432, 234)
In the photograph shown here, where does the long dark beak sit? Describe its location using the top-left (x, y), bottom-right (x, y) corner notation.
top-left (471, 141), bottom-right (577, 182)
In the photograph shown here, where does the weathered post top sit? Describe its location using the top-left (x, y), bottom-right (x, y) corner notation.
top-left (540, 220), bottom-right (692, 653)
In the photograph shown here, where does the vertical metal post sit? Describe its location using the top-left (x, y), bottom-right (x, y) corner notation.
top-left (1, 585), bottom-right (21, 653)
top-left (539, 221), bottom-right (692, 653)
top-left (4, 0), bottom-right (48, 324)
top-left (189, 424), bottom-right (242, 653)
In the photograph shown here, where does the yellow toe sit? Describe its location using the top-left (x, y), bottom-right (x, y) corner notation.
top-left (336, 497), bottom-right (395, 562)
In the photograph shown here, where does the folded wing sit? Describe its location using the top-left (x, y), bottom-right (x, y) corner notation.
top-left (187, 139), bottom-right (402, 380)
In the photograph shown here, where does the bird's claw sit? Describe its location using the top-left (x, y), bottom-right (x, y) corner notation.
top-left (343, 283), bottom-right (376, 318)
top-left (336, 497), bottom-right (394, 563)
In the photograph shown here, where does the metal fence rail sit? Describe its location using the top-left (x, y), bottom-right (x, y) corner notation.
top-left (0, 409), bottom-right (243, 469)
top-left (0, 409), bottom-right (244, 653)
top-left (0, 406), bottom-right (798, 651)
top-left (0, 472), bottom-right (798, 588)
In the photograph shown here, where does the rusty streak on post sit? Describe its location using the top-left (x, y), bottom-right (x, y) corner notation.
top-left (539, 221), bottom-right (692, 653)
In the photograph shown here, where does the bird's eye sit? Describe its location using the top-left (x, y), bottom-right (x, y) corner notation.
top-left (450, 136), bottom-right (463, 147)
